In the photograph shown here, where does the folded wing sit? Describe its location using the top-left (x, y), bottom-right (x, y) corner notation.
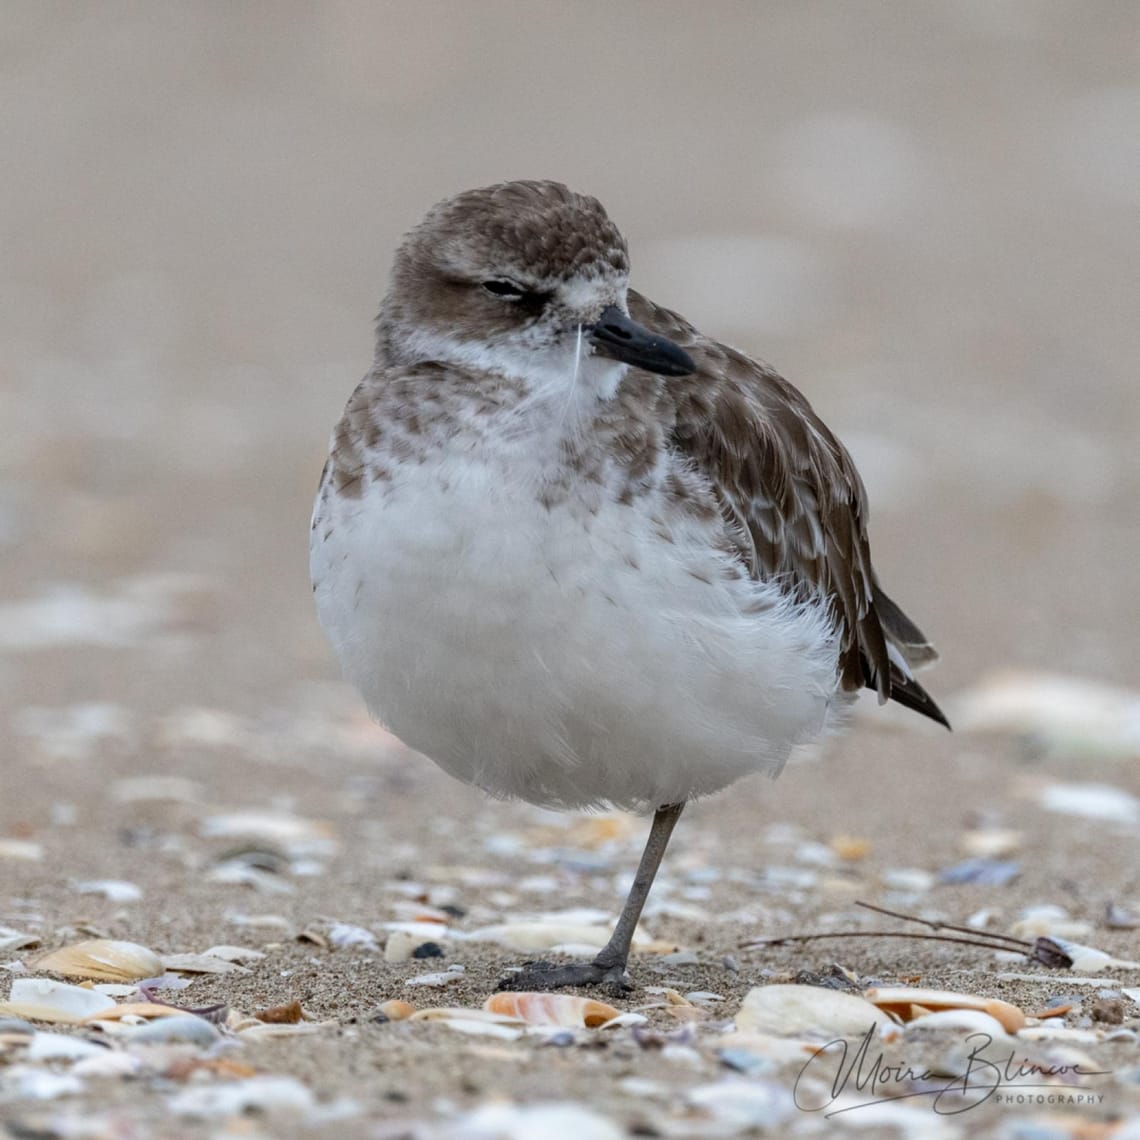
top-left (629, 290), bottom-right (948, 729)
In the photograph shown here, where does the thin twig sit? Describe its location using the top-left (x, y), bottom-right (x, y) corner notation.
top-left (854, 899), bottom-right (1035, 948)
top-left (740, 929), bottom-right (1032, 956)
top-left (741, 900), bottom-right (1074, 968)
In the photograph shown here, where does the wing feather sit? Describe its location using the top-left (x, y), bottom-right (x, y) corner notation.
top-left (628, 290), bottom-right (948, 728)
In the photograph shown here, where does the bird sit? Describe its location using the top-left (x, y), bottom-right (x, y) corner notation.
top-left (310, 179), bottom-right (946, 993)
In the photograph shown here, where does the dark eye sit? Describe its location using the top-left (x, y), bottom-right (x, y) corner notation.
top-left (481, 279), bottom-right (525, 299)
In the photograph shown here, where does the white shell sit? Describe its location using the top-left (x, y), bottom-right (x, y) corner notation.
top-left (735, 984), bottom-right (890, 1038)
top-left (25, 1032), bottom-right (108, 1061)
top-left (0, 978), bottom-right (117, 1023)
top-left (1041, 938), bottom-right (1140, 973)
top-left (73, 879), bottom-right (143, 902)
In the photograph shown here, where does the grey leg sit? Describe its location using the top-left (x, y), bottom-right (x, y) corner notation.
top-left (501, 802), bottom-right (685, 995)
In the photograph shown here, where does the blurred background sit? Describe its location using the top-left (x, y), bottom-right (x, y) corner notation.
top-left (1, 2), bottom-right (1137, 825)
top-left (1, 5), bottom-right (1138, 1131)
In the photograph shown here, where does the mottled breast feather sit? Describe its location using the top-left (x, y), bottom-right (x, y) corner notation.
top-left (628, 290), bottom-right (948, 728)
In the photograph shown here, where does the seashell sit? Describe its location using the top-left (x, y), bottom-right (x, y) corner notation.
top-left (484, 992), bottom-right (620, 1028)
top-left (465, 922), bottom-right (613, 953)
top-left (81, 1002), bottom-right (190, 1022)
top-left (959, 828), bottom-right (1021, 858)
top-left (384, 930), bottom-right (421, 962)
top-left (1037, 781), bottom-right (1140, 825)
top-left (160, 953), bottom-right (251, 975)
top-left (1009, 904), bottom-right (1091, 940)
top-left (200, 811), bottom-right (337, 846)
top-left (0, 926), bottom-right (40, 953)
top-left (200, 945), bottom-right (266, 964)
top-left (1105, 902), bottom-right (1139, 929)
top-left (736, 985), bottom-right (890, 1039)
top-left (937, 857), bottom-right (1020, 886)
top-left (166, 1074), bottom-right (315, 1118)
top-left (880, 868), bottom-right (934, 892)
top-left (377, 1000), bottom-right (416, 1021)
top-left (73, 1051), bottom-right (143, 1078)
top-left (0, 978), bottom-right (117, 1023)
top-left (129, 1015), bottom-right (221, 1048)
top-left (0, 839), bottom-right (43, 861)
top-left (327, 922), bottom-right (379, 951)
top-left (596, 1011), bottom-right (648, 1029)
top-left (717, 1030), bottom-right (827, 1064)
top-left (686, 1078), bottom-right (797, 1129)
top-left (33, 939), bottom-right (163, 982)
top-left (901, 1009), bottom-right (1011, 1036)
top-left (411, 1007), bottom-right (520, 1024)
top-left (864, 986), bottom-right (1026, 1033)
top-left (431, 1103), bottom-right (627, 1140)
top-left (26, 1032), bottom-right (108, 1061)
top-left (952, 669), bottom-right (1140, 758)
top-left (0, 1017), bottom-right (36, 1036)
top-left (405, 965), bottom-right (464, 987)
top-left (409, 1008), bottom-right (524, 1040)
top-left (73, 879), bottom-right (143, 902)
top-left (253, 1000), bottom-right (304, 1024)
top-left (237, 1021), bottom-right (329, 1039)
top-left (1017, 1026), bottom-right (1104, 1043)
top-left (1036, 937), bottom-right (1140, 973)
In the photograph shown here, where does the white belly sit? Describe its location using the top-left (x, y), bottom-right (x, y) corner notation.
top-left (311, 440), bottom-right (841, 811)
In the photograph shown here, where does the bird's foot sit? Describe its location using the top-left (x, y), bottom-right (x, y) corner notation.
top-left (497, 957), bottom-right (632, 997)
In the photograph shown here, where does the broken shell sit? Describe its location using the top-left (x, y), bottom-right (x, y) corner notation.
top-left (484, 992), bottom-right (621, 1028)
top-left (200, 945), bottom-right (266, 964)
top-left (377, 1000), bottom-right (416, 1022)
top-left (81, 1002), bottom-right (193, 1022)
top-left (33, 939), bottom-right (164, 982)
top-left (411, 1007), bottom-right (522, 1025)
top-left (254, 1000), bottom-right (304, 1024)
top-left (864, 987), bottom-right (1026, 1033)
top-left (238, 1021), bottom-right (330, 1039)
top-left (26, 1032), bottom-right (108, 1061)
top-left (0, 927), bottom-right (40, 953)
top-left (384, 930), bottom-right (422, 962)
top-left (1036, 938), bottom-right (1140, 973)
top-left (160, 953), bottom-right (251, 975)
top-left (736, 985), bottom-right (890, 1039)
top-left (901, 1009), bottom-right (1012, 1036)
top-left (465, 922), bottom-right (655, 954)
top-left (0, 978), bottom-right (117, 1023)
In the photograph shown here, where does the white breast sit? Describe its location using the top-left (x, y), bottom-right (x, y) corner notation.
top-left (311, 398), bottom-right (842, 811)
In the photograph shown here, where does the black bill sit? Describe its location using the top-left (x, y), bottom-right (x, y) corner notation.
top-left (588, 305), bottom-right (696, 377)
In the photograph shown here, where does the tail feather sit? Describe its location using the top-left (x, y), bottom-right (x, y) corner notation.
top-left (865, 583), bottom-right (950, 729)
top-left (873, 582), bottom-right (939, 670)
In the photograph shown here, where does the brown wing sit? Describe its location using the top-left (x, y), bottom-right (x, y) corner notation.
top-left (628, 290), bottom-right (948, 728)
